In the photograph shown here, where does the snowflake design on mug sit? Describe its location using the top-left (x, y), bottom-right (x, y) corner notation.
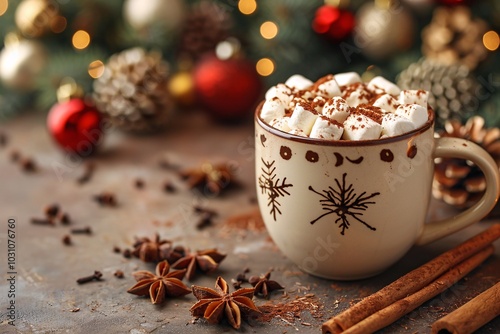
top-left (258, 158), bottom-right (293, 221)
top-left (309, 173), bottom-right (380, 236)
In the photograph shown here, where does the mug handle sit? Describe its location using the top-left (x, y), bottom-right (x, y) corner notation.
top-left (416, 137), bottom-right (500, 245)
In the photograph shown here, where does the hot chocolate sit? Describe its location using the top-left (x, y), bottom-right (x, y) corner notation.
top-left (260, 73), bottom-right (430, 140)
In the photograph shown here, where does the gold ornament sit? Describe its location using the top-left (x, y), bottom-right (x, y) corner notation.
top-left (0, 33), bottom-right (47, 91)
top-left (433, 117), bottom-right (500, 208)
top-left (168, 70), bottom-right (196, 108)
top-left (422, 6), bottom-right (488, 70)
top-left (354, 2), bottom-right (415, 60)
top-left (15, 0), bottom-right (59, 38)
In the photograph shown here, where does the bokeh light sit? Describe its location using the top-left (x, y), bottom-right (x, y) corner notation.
top-left (256, 58), bottom-right (275, 76)
top-left (88, 60), bottom-right (105, 79)
top-left (72, 30), bottom-right (90, 50)
top-left (0, 0), bottom-right (8, 16)
top-left (238, 0), bottom-right (257, 15)
top-left (483, 30), bottom-right (499, 51)
top-left (260, 21), bottom-right (278, 39)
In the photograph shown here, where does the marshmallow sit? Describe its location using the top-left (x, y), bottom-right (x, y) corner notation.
top-left (398, 90), bottom-right (429, 108)
top-left (288, 128), bottom-right (307, 137)
top-left (311, 95), bottom-right (327, 113)
top-left (270, 117), bottom-right (291, 132)
top-left (342, 113), bottom-right (382, 140)
top-left (367, 76), bottom-right (401, 96)
top-left (315, 75), bottom-right (341, 98)
top-left (288, 103), bottom-right (318, 135)
top-left (265, 83), bottom-right (293, 106)
top-left (372, 94), bottom-right (399, 113)
top-left (381, 113), bottom-right (417, 137)
top-left (334, 72), bottom-right (362, 87)
top-left (395, 104), bottom-right (428, 128)
top-left (260, 98), bottom-right (286, 123)
top-left (342, 84), bottom-right (372, 107)
top-left (285, 74), bottom-right (313, 90)
top-left (322, 97), bottom-right (351, 123)
top-left (310, 116), bottom-right (344, 140)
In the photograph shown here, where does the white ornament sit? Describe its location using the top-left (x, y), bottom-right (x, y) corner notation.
top-left (123, 0), bottom-right (186, 35)
top-left (0, 38), bottom-right (47, 91)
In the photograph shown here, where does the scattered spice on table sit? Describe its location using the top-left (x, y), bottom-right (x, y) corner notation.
top-left (77, 162), bottom-right (95, 184)
top-left (249, 271), bottom-right (284, 298)
top-left (134, 178), bottom-right (145, 189)
top-left (162, 180), bottom-right (177, 193)
top-left (258, 293), bottom-right (324, 323)
top-left (76, 271), bottom-right (103, 284)
top-left (31, 217), bottom-right (55, 226)
top-left (190, 276), bottom-right (261, 329)
top-left (93, 192), bottom-right (117, 207)
top-left (0, 132), bottom-right (7, 147)
top-left (70, 226), bottom-right (92, 235)
top-left (131, 233), bottom-right (183, 263)
top-left (179, 162), bottom-right (236, 195)
top-left (62, 235), bottom-right (72, 245)
top-left (20, 157), bottom-right (36, 172)
top-left (171, 248), bottom-right (226, 281)
top-left (127, 261), bottom-right (191, 304)
top-left (44, 204), bottom-right (60, 218)
top-left (114, 270), bottom-right (124, 279)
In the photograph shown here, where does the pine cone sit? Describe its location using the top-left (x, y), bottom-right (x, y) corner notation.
top-left (433, 116), bottom-right (500, 209)
top-left (422, 6), bottom-right (488, 71)
top-left (93, 48), bottom-right (173, 133)
top-left (397, 57), bottom-right (480, 129)
top-left (177, 0), bottom-right (233, 61)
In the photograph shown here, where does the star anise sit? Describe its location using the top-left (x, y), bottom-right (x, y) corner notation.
top-left (190, 276), bottom-right (261, 329)
top-left (131, 234), bottom-right (183, 263)
top-left (172, 248), bottom-right (226, 280)
top-left (179, 162), bottom-right (236, 195)
top-left (248, 272), bottom-right (284, 298)
top-left (127, 261), bottom-right (191, 304)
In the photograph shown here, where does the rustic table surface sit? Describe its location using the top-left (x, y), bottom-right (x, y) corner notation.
top-left (0, 111), bottom-right (499, 334)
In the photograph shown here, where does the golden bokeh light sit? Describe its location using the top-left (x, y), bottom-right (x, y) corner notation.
top-left (50, 15), bottom-right (67, 33)
top-left (483, 30), bottom-right (499, 51)
top-left (0, 0), bottom-right (8, 16)
top-left (72, 30), bottom-right (90, 50)
top-left (256, 58), bottom-right (275, 77)
top-left (260, 21), bottom-right (278, 40)
top-left (238, 0), bottom-right (257, 15)
top-left (88, 60), bottom-right (105, 79)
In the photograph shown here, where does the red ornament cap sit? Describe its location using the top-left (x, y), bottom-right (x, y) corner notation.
top-left (47, 98), bottom-right (103, 156)
top-left (312, 5), bottom-right (355, 42)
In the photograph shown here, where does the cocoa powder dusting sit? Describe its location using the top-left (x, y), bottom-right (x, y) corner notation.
top-left (257, 294), bottom-right (324, 323)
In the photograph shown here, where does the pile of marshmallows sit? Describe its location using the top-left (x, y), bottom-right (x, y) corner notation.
top-left (260, 72), bottom-right (430, 141)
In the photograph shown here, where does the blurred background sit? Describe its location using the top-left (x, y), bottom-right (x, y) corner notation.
top-left (0, 0), bottom-right (499, 129)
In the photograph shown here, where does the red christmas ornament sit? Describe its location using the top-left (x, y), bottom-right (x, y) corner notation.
top-left (47, 98), bottom-right (103, 156)
top-left (193, 55), bottom-right (262, 122)
top-left (312, 5), bottom-right (355, 42)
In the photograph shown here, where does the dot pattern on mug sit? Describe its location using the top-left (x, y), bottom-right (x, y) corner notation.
top-left (306, 150), bottom-right (319, 163)
top-left (280, 146), bottom-right (292, 160)
top-left (380, 149), bottom-right (394, 162)
top-left (407, 145), bottom-right (417, 159)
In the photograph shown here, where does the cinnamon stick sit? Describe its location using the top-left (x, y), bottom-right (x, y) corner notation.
top-left (431, 281), bottom-right (500, 334)
top-left (341, 245), bottom-right (494, 334)
top-left (322, 224), bottom-right (500, 334)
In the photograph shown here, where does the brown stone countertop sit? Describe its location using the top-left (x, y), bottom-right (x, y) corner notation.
top-left (0, 110), bottom-right (498, 334)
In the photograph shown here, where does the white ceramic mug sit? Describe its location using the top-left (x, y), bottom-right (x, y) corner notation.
top-left (255, 105), bottom-right (499, 280)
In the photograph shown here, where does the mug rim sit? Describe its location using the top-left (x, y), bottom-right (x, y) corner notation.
top-left (255, 101), bottom-right (435, 147)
